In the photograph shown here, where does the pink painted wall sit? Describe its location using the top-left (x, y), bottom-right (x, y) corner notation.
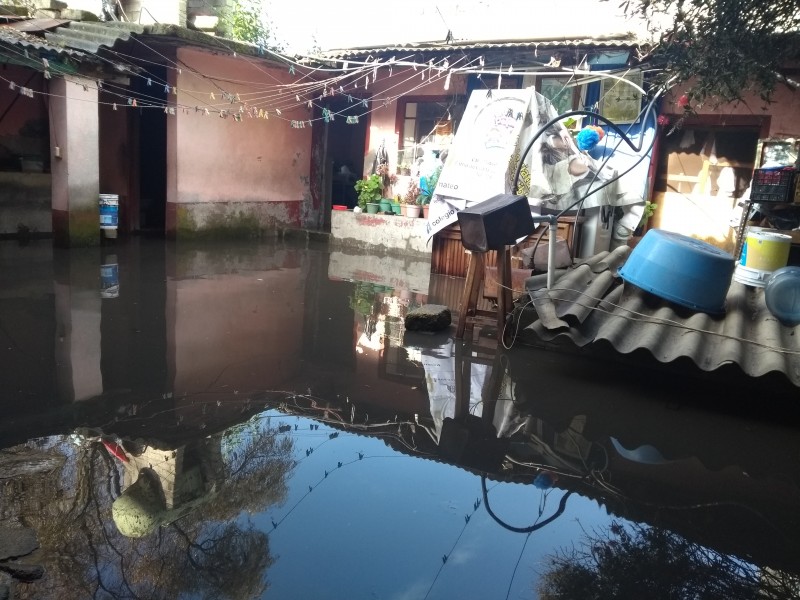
top-left (171, 48), bottom-right (313, 229)
top-left (664, 83), bottom-right (800, 138)
top-left (49, 77), bottom-right (99, 211)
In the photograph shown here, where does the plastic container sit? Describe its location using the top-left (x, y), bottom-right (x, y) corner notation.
top-left (740, 229), bottom-right (791, 271)
top-left (764, 266), bottom-right (800, 326)
top-left (733, 264), bottom-right (772, 288)
top-left (99, 194), bottom-right (119, 230)
top-left (332, 205), bottom-right (347, 211)
top-left (619, 228), bottom-right (735, 314)
top-left (750, 167), bottom-right (796, 203)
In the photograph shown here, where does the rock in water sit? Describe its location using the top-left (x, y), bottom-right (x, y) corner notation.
top-left (405, 304), bottom-right (452, 332)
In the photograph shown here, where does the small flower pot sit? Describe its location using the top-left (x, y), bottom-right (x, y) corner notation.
top-left (391, 203), bottom-right (402, 215)
top-left (366, 202), bottom-right (381, 214)
top-left (406, 204), bottom-right (421, 218)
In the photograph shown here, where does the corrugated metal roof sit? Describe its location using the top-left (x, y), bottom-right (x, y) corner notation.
top-left (522, 245), bottom-right (800, 386)
top-left (323, 35), bottom-right (640, 59)
top-left (6, 18), bottom-right (69, 32)
top-left (43, 20), bottom-right (145, 54)
top-left (0, 22), bottom-right (88, 59)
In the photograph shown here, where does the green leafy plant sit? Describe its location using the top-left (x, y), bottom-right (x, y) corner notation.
top-left (220, 0), bottom-right (282, 50)
top-left (636, 200), bottom-right (657, 234)
top-left (349, 282), bottom-right (376, 316)
top-left (354, 174), bottom-right (383, 209)
top-left (416, 165), bottom-right (442, 205)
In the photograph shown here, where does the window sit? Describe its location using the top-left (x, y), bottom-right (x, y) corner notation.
top-left (396, 97), bottom-right (465, 174)
top-left (539, 77), bottom-right (578, 115)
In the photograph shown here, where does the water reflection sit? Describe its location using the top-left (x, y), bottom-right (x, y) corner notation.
top-left (1, 238), bottom-right (799, 599)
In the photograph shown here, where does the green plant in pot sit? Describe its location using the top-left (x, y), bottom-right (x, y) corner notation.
top-left (354, 174), bottom-right (383, 211)
top-left (416, 165), bottom-right (442, 206)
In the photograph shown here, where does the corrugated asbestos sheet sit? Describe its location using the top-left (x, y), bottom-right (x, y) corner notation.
top-left (0, 20), bottom-right (86, 59)
top-left (524, 245), bottom-right (800, 386)
top-left (43, 21), bottom-right (145, 54)
top-left (323, 36), bottom-right (638, 59)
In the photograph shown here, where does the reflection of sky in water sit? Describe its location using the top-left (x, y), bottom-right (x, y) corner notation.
top-left (257, 411), bottom-right (612, 600)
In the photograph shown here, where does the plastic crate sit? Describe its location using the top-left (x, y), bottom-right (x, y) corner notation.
top-left (750, 168), bottom-right (797, 203)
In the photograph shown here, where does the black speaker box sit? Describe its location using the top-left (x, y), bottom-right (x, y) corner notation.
top-left (457, 194), bottom-right (534, 252)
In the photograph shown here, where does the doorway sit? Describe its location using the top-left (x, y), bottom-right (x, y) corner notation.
top-left (318, 97), bottom-right (367, 228)
top-left (134, 66), bottom-right (167, 235)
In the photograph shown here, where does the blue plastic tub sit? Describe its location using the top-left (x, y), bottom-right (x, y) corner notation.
top-left (619, 229), bottom-right (735, 314)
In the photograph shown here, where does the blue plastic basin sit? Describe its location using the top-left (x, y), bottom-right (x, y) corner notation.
top-left (619, 229), bottom-right (735, 314)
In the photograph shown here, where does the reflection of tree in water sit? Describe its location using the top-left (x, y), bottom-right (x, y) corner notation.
top-left (15, 418), bottom-right (294, 600)
top-left (538, 521), bottom-right (800, 600)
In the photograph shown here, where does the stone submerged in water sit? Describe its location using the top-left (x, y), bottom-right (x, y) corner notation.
top-left (404, 304), bottom-right (452, 332)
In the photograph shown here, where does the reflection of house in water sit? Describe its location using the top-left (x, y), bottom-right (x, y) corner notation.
top-left (266, 334), bottom-right (800, 579)
top-left (101, 437), bottom-right (225, 538)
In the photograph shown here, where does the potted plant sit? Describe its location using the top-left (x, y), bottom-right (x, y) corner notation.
top-left (416, 165), bottom-right (442, 219)
top-left (355, 174), bottom-right (383, 214)
top-left (402, 181), bottom-right (421, 218)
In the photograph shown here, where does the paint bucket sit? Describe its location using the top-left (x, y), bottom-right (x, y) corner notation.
top-left (100, 258), bottom-right (119, 299)
top-left (99, 194), bottom-right (119, 230)
top-left (739, 230), bottom-right (791, 271)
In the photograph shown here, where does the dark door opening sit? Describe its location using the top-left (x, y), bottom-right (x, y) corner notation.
top-left (321, 97), bottom-right (367, 226)
top-left (134, 66), bottom-right (167, 235)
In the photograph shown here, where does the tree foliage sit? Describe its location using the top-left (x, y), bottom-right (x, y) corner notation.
top-left (619, 0), bottom-right (800, 106)
top-left (221, 0), bottom-right (282, 51)
top-left (538, 521), bottom-right (800, 600)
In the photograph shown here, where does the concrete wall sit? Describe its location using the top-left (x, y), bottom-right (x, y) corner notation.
top-left (0, 173), bottom-right (51, 235)
top-left (50, 76), bottom-right (100, 247)
top-left (0, 66), bottom-right (51, 235)
top-left (168, 47), bottom-right (313, 238)
top-left (330, 210), bottom-right (431, 257)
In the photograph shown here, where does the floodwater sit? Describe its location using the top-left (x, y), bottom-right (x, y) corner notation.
top-left (1, 237), bottom-right (799, 600)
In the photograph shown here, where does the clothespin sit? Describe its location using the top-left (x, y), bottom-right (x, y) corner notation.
top-left (296, 94), bottom-right (300, 102)
top-left (132, 99), bottom-right (137, 107)
top-left (210, 92), bottom-right (216, 100)
top-left (164, 84), bottom-right (170, 93)
top-left (289, 65), bottom-right (295, 75)
top-left (444, 72), bottom-right (451, 90)
top-left (147, 78), bottom-right (152, 86)
top-left (42, 58), bottom-right (49, 69)
top-left (44, 71), bottom-right (51, 80)
top-left (113, 103), bottom-right (117, 111)
top-left (276, 108), bottom-right (282, 115)
top-left (8, 82), bottom-right (15, 91)
top-left (173, 86), bottom-right (177, 95)
top-left (235, 93), bottom-right (240, 102)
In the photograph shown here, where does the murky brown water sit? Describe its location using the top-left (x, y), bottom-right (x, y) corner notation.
top-left (1, 237), bottom-right (799, 599)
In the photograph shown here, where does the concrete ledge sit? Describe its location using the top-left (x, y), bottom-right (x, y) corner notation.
top-left (330, 210), bottom-right (431, 257)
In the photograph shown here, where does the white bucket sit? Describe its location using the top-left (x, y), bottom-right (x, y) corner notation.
top-left (733, 264), bottom-right (773, 288)
top-left (99, 193), bottom-right (119, 230)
